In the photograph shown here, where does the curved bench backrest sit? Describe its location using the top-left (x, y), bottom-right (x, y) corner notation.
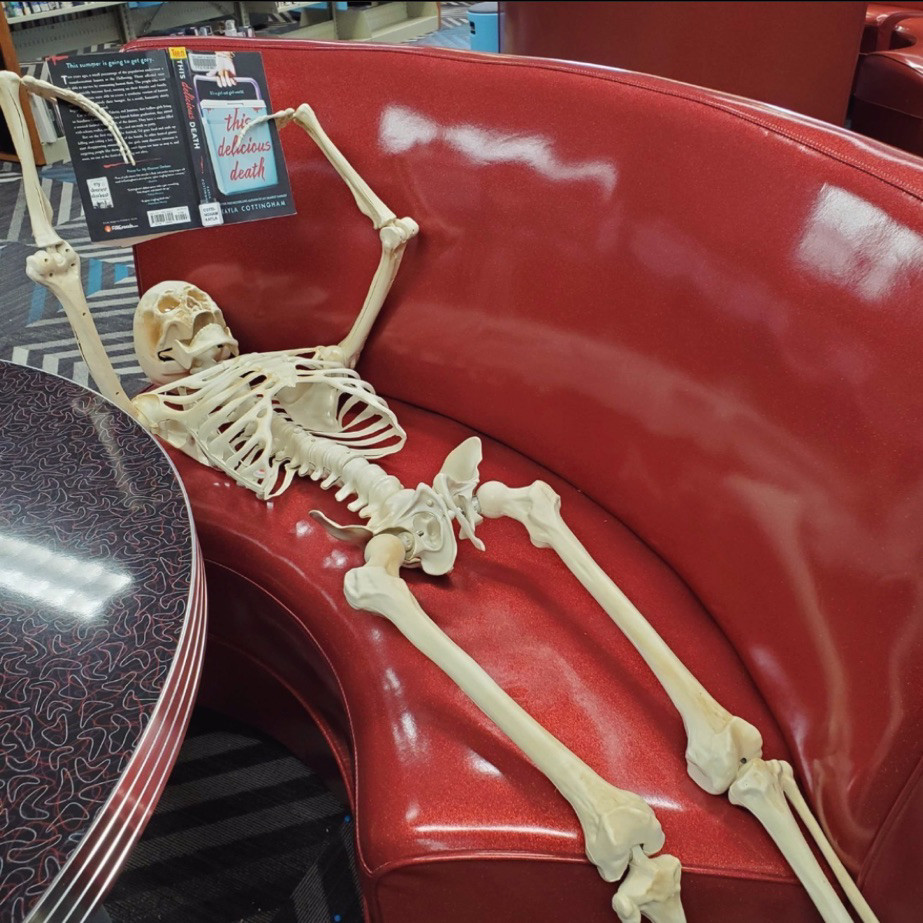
top-left (502, 0), bottom-right (867, 123)
top-left (130, 38), bottom-right (923, 902)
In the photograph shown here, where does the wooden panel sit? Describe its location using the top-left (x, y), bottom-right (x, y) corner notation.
top-left (0, 5), bottom-right (45, 166)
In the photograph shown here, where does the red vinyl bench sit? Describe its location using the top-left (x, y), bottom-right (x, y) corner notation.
top-left (127, 37), bottom-right (923, 923)
top-left (855, 6), bottom-right (923, 155)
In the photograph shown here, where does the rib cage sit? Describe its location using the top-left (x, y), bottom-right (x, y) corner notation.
top-left (133, 349), bottom-right (405, 500)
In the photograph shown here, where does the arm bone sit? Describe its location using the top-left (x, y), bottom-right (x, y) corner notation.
top-left (337, 215), bottom-right (418, 368)
top-left (22, 75), bottom-right (136, 168)
top-left (779, 762), bottom-right (879, 923)
top-left (242, 105), bottom-right (419, 367)
top-left (286, 102), bottom-right (398, 228)
top-left (0, 71), bottom-right (59, 248)
top-left (0, 71), bottom-right (135, 416)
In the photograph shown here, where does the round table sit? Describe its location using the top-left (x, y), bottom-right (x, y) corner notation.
top-left (0, 362), bottom-right (206, 923)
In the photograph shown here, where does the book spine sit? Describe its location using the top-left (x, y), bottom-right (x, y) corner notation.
top-left (169, 55), bottom-right (213, 209)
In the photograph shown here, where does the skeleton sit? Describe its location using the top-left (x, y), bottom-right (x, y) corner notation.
top-left (1, 74), bottom-right (881, 923)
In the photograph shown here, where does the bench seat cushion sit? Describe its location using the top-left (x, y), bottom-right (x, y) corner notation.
top-left (166, 400), bottom-right (819, 921)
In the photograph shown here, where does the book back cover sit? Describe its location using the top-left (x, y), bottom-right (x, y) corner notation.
top-left (47, 50), bottom-right (198, 240)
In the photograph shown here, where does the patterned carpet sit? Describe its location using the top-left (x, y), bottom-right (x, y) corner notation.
top-left (105, 710), bottom-right (361, 923)
top-left (0, 5), bottom-right (482, 920)
top-left (409, 1), bottom-right (474, 49)
top-left (0, 159), bottom-right (147, 398)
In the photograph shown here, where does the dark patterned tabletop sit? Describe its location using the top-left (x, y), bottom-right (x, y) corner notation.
top-left (0, 361), bottom-right (206, 923)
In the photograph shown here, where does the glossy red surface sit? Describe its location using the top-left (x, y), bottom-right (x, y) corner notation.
top-left (501, 1), bottom-right (866, 123)
top-left (168, 405), bottom-right (816, 922)
top-left (128, 38), bottom-right (923, 922)
top-left (854, 11), bottom-right (923, 154)
top-left (863, 4), bottom-right (923, 52)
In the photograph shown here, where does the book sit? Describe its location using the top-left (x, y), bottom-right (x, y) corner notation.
top-left (47, 48), bottom-right (296, 243)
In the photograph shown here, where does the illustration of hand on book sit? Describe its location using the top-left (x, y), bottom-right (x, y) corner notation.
top-left (207, 51), bottom-right (237, 87)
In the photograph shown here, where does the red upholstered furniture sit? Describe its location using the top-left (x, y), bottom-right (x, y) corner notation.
top-left (854, 7), bottom-right (923, 155)
top-left (862, 3), bottom-right (923, 52)
top-left (500, 1), bottom-right (867, 123)
top-left (126, 38), bottom-right (923, 923)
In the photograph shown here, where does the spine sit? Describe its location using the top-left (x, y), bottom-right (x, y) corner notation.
top-left (270, 415), bottom-right (402, 517)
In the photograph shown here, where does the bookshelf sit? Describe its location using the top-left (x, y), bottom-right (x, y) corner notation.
top-left (244, 2), bottom-right (439, 43)
top-left (5, 2), bottom-right (126, 26)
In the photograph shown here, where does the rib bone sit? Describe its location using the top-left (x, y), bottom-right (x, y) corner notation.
top-left (476, 479), bottom-right (879, 923)
top-left (133, 348), bottom-right (406, 500)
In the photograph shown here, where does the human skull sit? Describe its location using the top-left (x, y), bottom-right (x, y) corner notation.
top-left (133, 281), bottom-right (239, 385)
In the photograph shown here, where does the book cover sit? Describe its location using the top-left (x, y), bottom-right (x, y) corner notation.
top-left (47, 49), bottom-right (295, 242)
top-left (169, 48), bottom-right (295, 230)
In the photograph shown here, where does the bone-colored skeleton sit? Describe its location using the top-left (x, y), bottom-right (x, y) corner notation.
top-left (1, 75), bottom-right (879, 923)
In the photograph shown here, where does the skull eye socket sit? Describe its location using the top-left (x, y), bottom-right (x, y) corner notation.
top-left (156, 295), bottom-right (181, 314)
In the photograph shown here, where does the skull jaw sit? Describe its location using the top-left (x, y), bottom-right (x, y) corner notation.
top-left (162, 323), bottom-right (240, 380)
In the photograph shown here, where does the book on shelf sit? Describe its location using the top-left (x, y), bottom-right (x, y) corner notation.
top-left (20, 60), bottom-right (65, 145)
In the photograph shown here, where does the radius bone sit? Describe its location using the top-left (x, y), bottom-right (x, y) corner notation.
top-left (0, 71), bottom-right (135, 414)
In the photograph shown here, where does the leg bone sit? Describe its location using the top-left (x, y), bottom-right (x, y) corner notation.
top-left (612, 847), bottom-right (685, 923)
top-left (477, 480), bottom-right (762, 794)
top-left (477, 480), bottom-right (879, 923)
top-left (729, 760), bottom-right (853, 923)
top-left (344, 533), bottom-right (684, 910)
top-left (779, 762), bottom-right (878, 923)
